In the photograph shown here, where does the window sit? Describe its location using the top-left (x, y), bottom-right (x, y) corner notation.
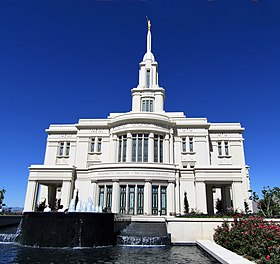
top-left (218, 142), bottom-right (222, 156)
top-left (65, 142), bottom-right (70, 156)
top-left (182, 138), bottom-right (186, 152)
top-left (218, 141), bottom-right (230, 157)
top-left (146, 69), bottom-right (150, 88)
top-left (106, 186), bottom-right (112, 211)
top-left (128, 186), bottom-right (135, 215)
top-left (57, 142), bottom-right (70, 157)
top-left (118, 135), bottom-right (127, 162)
top-left (120, 186), bottom-right (126, 214)
top-left (59, 142), bottom-right (64, 156)
top-left (189, 137), bottom-right (193, 152)
top-left (90, 138), bottom-right (95, 152)
top-left (154, 135), bottom-right (163, 163)
top-left (224, 141), bottom-right (229, 156)
top-left (141, 99), bottom-right (153, 112)
top-left (89, 137), bottom-right (102, 153)
top-left (132, 136), bottom-right (136, 162)
top-left (160, 187), bottom-right (167, 215)
top-left (132, 134), bottom-right (148, 162)
top-left (137, 135), bottom-right (142, 162)
top-left (152, 186), bottom-right (158, 215)
top-left (97, 138), bottom-right (102, 152)
top-left (137, 186), bottom-right (144, 214)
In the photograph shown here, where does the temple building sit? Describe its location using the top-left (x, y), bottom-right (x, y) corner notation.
top-left (24, 21), bottom-right (251, 215)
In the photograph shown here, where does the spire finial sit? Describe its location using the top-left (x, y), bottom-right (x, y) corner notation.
top-left (143, 16), bottom-right (154, 61)
top-left (146, 16), bottom-right (151, 31)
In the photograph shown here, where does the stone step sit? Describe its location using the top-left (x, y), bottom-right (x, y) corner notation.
top-left (119, 222), bottom-right (168, 237)
top-left (117, 221), bottom-right (170, 246)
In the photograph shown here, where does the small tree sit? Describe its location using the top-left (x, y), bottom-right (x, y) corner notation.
top-left (0, 188), bottom-right (6, 210)
top-left (184, 191), bottom-right (189, 214)
top-left (215, 198), bottom-right (223, 214)
top-left (250, 186), bottom-right (280, 217)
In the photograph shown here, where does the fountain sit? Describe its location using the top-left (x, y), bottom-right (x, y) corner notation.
top-left (12, 196), bottom-right (115, 247)
top-left (0, 196), bottom-right (170, 247)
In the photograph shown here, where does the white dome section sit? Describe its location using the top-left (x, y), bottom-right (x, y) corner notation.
top-left (143, 51), bottom-right (155, 62)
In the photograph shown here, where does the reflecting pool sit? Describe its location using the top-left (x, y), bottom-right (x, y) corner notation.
top-left (0, 243), bottom-right (219, 264)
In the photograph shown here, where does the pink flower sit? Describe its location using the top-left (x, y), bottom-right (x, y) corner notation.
top-left (267, 238), bottom-right (270, 241)
top-left (265, 255), bottom-right (271, 260)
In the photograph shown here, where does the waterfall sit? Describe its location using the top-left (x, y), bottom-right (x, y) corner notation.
top-left (0, 219), bottom-right (22, 244)
top-left (116, 222), bottom-right (171, 246)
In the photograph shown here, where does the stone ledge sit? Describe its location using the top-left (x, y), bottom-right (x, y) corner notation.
top-left (196, 240), bottom-right (254, 264)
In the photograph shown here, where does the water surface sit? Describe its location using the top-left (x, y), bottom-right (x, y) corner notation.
top-left (0, 243), bottom-right (219, 264)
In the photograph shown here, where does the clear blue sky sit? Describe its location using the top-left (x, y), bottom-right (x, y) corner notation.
top-left (1, 0), bottom-right (279, 207)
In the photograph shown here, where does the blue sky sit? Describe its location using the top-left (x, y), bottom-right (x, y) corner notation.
top-left (0, 0), bottom-right (279, 207)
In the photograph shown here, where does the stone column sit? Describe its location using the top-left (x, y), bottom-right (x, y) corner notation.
top-left (206, 185), bottom-right (214, 215)
top-left (195, 181), bottom-right (207, 214)
top-left (144, 181), bottom-right (152, 215)
top-left (169, 129), bottom-right (174, 164)
top-left (158, 185), bottom-right (161, 215)
top-left (148, 132), bottom-right (154, 163)
top-left (91, 181), bottom-right (98, 206)
top-left (164, 134), bottom-right (170, 163)
top-left (175, 172), bottom-right (181, 213)
top-left (61, 180), bottom-right (72, 209)
top-left (167, 181), bottom-right (175, 215)
top-left (112, 134), bottom-right (118, 162)
top-left (23, 180), bottom-right (39, 212)
top-left (126, 132), bottom-right (132, 162)
top-left (94, 137), bottom-right (98, 152)
top-left (232, 182), bottom-right (245, 211)
top-left (135, 184), bottom-right (138, 215)
top-left (112, 181), bottom-right (120, 213)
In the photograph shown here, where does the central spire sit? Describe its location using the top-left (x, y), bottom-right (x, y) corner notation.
top-left (143, 17), bottom-right (155, 62)
top-left (146, 17), bottom-right (152, 53)
top-left (131, 19), bottom-right (165, 113)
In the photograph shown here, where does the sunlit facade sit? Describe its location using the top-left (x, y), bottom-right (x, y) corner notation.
top-left (24, 23), bottom-right (251, 215)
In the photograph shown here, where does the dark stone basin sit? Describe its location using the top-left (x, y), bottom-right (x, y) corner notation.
top-left (18, 212), bottom-right (114, 247)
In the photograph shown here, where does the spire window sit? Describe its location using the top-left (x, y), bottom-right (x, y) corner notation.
top-left (141, 99), bottom-right (153, 112)
top-left (146, 69), bottom-right (150, 88)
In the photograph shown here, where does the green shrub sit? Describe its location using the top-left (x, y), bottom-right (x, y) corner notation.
top-left (213, 215), bottom-right (280, 263)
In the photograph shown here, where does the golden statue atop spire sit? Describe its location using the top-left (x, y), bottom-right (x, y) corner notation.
top-left (146, 16), bottom-right (151, 31)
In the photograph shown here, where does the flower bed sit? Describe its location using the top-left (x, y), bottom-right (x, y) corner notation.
top-left (213, 215), bottom-right (280, 263)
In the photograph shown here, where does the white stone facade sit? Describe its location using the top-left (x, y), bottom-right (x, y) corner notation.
top-left (24, 24), bottom-right (251, 215)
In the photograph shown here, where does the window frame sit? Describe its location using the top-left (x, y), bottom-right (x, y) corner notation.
top-left (141, 99), bottom-right (154, 112)
top-left (57, 141), bottom-right (70, 157)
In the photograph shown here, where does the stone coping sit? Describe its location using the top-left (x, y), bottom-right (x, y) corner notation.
top-left (196, 240), bottom-right (254, 264)
top-left (166, 217), bottom-right (232, 222)
top-left (130, 216), bottom-right (166, 222)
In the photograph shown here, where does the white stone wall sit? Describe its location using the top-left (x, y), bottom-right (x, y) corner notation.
top-left (23, 26), bottom-right (251, 214)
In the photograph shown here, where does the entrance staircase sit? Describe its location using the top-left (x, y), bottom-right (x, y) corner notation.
top-left (117, 221), bottom-right (171, 246)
